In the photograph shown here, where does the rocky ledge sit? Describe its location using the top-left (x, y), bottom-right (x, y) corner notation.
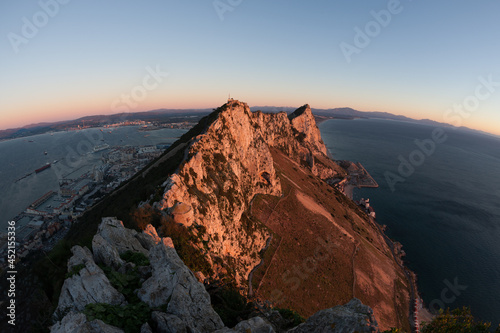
top-left (51, 217), bottom-right (379, 333)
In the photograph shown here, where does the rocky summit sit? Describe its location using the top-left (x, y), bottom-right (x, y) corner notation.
top-left (155, 100), bottom-right (345, 285)
top-left (48, 99), bottom-right (413, 332)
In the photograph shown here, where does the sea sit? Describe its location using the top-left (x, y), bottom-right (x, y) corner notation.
top-left (319, 118), bottom-right (500, 328)
top-left (0, 126), bottom-right (186, 231)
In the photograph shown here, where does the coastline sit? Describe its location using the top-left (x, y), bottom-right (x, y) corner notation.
top-left (368, 213), bottom-right (422, 332)
top-left (348, 176), bottom-right (428, 332)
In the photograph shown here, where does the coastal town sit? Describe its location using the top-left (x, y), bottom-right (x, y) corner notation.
top-left (0, 143), bottom-right (170, 269)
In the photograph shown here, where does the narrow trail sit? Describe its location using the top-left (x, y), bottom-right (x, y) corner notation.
top-left (247, 235), bottom-right (272, 297)
top-left (351, 243), bottom-right (359, 299)
top-left (248, 186), bottom-right (292, 297)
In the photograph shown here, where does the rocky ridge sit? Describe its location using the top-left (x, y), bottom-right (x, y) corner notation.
top-left (51, 217), bottom-right (379, 332)
top-left (154, 100), bottom-right (344, 285)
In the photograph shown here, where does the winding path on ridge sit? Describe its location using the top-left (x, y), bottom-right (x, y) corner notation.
top-left (247, 185), bottom-right (292, 297)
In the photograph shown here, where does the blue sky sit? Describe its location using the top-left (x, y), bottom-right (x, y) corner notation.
top-left (1, 0), bottom-right (499, 134)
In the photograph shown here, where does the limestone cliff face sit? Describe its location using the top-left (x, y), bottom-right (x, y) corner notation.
top-left (156, 100), bottom-right (341, 285)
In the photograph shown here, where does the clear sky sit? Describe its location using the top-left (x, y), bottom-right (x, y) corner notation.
top-left (1, 0), bottom-right (500, 135)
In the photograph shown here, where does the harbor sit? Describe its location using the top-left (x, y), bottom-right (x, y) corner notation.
top-left (329, 161), bottom-right (378, 200)
top-left (0, 142), bottom-right (171, 266)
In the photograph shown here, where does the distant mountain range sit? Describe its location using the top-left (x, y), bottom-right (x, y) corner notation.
top-left (0, 109), bottom-right (212, 140)
top-left (252, 106), bottom-right (500, 139)
top-left (1, 106), bottom-right (497, 141)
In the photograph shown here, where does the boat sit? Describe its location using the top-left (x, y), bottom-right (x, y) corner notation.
top-left (15, 172), bottom-right (33, 183)
top-left (44, 151), bottom-right (48, 155)
top-left (93, 143), bottom-right (110, 153)
top-left (35, 163), bottom-right (51, 173)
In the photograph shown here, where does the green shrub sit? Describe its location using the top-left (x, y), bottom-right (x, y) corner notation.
top-left (421, 307), bottom-right (497, 333)
top-left (120, 250), bottom-right (150, 266)
top-left (100, 266), bottom-right (142, 302)
top-left (276, 308), bottom-right (305, 329)
top-left (210, 286), bottom-right (255, 328)
top-left (84, 302), bottom-right (151, 333)
top-left (65, 264), bottom-right (85, 279)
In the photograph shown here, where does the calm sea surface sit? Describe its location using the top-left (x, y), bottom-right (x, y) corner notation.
top-left (0, 126), bottom-right (186, 230)
top-left (320, 118), bottom-right (500, 327)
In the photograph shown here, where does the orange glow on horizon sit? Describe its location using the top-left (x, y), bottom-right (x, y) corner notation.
top-left (2, 95), bottom-right (499, 137)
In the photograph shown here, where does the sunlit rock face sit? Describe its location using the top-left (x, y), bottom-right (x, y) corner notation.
top-left (157, 100), bottom-right (341, 286)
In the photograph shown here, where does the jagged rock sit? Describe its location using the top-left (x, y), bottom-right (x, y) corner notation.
top-left (286, 298), bottom-right (378, 333)
top-left (194, 271), bottom-right (206, 283)
top-left (117, 262), bottom-right (136, 275)
top-left (55, 246), bottom-right (126, 314)
top-left (136, 265), bottom-right (152, 279)
top-left (67, 245), bottom-right (93, 270)
top-left (98, 217), bottom-right (148, 255)
top-left (152, 311), bottom-right (188, 333)
top-left (138, 239), bottom-right (224, 332)
top-left (162, 236), bottom-right (175, 249)
top-left (51, 311), bottom-right (124, 333)
top-left (288, 104), bottom-right (327, 155)
top-left (92, 234), bottom-right (125, 270)
top-left (214, 316), bottom-right (276, 333)
top-left (140, 322), bottom-right (153, 333)
top-left (135, 224), bottom-right (162, 250)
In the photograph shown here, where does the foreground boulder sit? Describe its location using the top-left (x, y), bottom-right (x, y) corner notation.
top-left (287, 298), bottom-right (378, 332)
top-left (138, 238), bottom-right (224, 332)
top-left (97, 217), bottom-right (149, 255)
top-left (51, 218), bottom-right (379, 333)
top-left (214, 316), bottom-right (276, 333)
top-left (55, 246), bottom-right (126, 315)
top-left (51, 312), bottom-right (124, 333)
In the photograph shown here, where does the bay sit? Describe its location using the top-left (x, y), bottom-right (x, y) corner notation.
top-left (0, 126), bottom-right (186, 230)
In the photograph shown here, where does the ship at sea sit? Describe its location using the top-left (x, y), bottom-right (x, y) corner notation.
top-left (93, 143), bottom-right (110, 153)
top-left (35, 163), bottom-right (51, 173)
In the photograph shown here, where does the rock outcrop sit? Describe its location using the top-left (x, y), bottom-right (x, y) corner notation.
top-left (287, 298), bottom-right (378, 333)
top-left (52, 218), bottom-right (380, 332)
top-left (214, 316), bottom-right (276, 333)
top-left (55, 246), bottom-right (126, 315)
top-left (137, 238), bottom-right (224, 331)
top-left (49, 100), bottom-right (412, 331)
top-left (97, 217), bottom-right (149, 255)
top-left (52, 218), bottom-right (224, 333)
top-left (51, 312), bottom-right (124, 333)
top-left (156, 100), bottom-right (343, 285)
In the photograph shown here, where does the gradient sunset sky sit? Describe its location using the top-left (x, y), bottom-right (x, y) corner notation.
top-left (1, 1), bottom-right (500, 135)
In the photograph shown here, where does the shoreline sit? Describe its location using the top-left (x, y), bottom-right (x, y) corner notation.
top-left (349, 180), bottom-right (428, 332)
